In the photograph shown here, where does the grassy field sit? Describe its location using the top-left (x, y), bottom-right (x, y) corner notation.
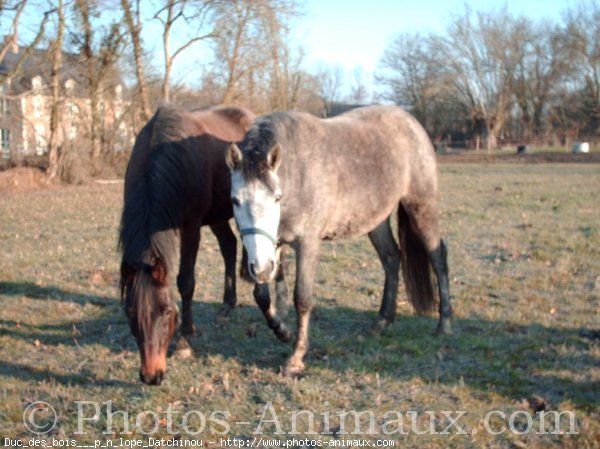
top-left (0, 163), bottom-right (598, 448)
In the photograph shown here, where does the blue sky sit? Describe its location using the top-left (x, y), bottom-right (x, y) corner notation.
top-left (296, 0), bottom-right (574, 92)
top-left (4, 0), bottom-right (577, 95)
top-left (154, 0), bottom-right (574, 96)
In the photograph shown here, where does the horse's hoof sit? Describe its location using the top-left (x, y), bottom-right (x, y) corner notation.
top-left (217, 304), bottom-right (235, 319)
top-left (435, 318), bottom-right (453, 336)
top-left (275, 325), bottom-right (293, 343)
top-left (174, 338), bottom-right (193, 359)
top-left (371, 318), bottom-right (391, 335)
top-left (179, 323), bottom-right (195, 338)
top-left (282, 361), bottom-right (305, 378)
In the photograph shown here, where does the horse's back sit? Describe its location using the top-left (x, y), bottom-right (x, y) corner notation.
top-left (276, 105), bottom-right (438, 240)
top-left (320, 105), bottom-right (438, 201)
top-left (189, 105), bottom-right (255, 143)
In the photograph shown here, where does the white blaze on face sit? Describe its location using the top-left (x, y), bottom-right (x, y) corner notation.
top-left (226, 141), bottom-right (283, 284)
top-left (230, 170), bottom-right (281, 284)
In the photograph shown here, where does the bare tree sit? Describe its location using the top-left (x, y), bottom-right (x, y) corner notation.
top-left (209, 0), bottom-right (301, 109)
top-left (0, 2), bottom-right (53, 85)
top-left (561, 0), bottom-right (600, 134)
top-left (440, 7), bottom-right (524, 150)
top-left (377, 33), bottom-right (448, 132)
top-left (47, 0), bottom-right (64, 180)
top-left (260, 0), bottom-right (304, 110)
top-left (71, 0), bottom-right (125, 163)
top-left (316, 65), bottom-right (343, 116)
top-left (349, 67), bottom-right (369, 104)
top-left (212, 0), bottom-right (266, 104)
top-left (121, 0), bottom-right (151, 120)
top-left (0, 1), bottom-right (26, 64)
top-left (153, 0), bottom-right (217, 103)
top-left (511, 20), bottom-right (568, 141)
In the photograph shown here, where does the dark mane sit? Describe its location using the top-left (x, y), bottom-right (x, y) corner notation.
top-left (119, 105), bottom-right (190, 275)
top-left (240, 112), bottom-right (295, 186)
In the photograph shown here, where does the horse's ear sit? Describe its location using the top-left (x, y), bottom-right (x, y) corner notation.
top-left (268, 143), bottom-right (281, 171)
top-left (150, 258), bottom-right (169, 286)
top-left (226, 143), bottom-right (243, 170)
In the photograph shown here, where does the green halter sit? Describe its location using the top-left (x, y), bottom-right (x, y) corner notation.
top-left (239, 227), bottom-right (278, 246)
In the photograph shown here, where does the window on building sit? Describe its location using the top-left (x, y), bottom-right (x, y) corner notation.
top-left (68, 124), bottom-right (76, 140)
top-left (34, 123), bottom-right (46, 155)
top-left (65, 79), bottom-right (75, 93)
top-left (1, 128), bottom-right (10, 159)
top-left (0, 98), bottom-right (10, 117)
top-left (33, 95), bottom-right (43, 119)
top-left (32, 76), bottom-right (43, 90)
top-left (22, 126), bottom-right (29, 153)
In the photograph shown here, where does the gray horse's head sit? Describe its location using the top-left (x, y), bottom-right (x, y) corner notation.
top-left (226, 140), bottom-right (282, 284)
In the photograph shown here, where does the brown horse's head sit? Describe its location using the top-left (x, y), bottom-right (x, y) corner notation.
top-left (120, 256), bottom-right (178, 385)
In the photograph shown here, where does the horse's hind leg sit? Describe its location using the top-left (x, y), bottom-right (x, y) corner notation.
top-left (253, 283), bottom-right (292, 343)
top-left (210, 222), bottom-right (238, 317)
top-left (368, 218), bottom-right (401, 332)
top-left (402, 201), bottom-right (452, 334)
top-left (430, 240), bottom-right (451, 334)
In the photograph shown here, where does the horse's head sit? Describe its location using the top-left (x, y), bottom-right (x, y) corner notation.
top-left (120, 256), bottom-right (178, 385)
top-left (226, 141), bottom-right (282, 284)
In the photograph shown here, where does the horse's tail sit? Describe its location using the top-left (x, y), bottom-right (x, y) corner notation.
top-left (397, 204), bottom-right (438, 314)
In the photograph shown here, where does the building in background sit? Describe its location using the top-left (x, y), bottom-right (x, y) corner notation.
top-left (0, 45), bottom-right (133, 163)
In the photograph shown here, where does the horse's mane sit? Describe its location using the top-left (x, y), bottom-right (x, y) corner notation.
top-left (119, 105), bottom-right (192, 275)
top-left (239, 112), bottom-right (297, 186)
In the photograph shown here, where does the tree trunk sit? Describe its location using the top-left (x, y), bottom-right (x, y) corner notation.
top-left (161, 2), bottom-right (173, 103)
top-left (47, 0), bottom-right (64, 180)
top-left (486, 127), bottom-right (499, 151)
top-left (121, 0), bottom-right (152, 120)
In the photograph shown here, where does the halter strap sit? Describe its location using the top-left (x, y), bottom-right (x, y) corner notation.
top-left (239, 227), bottom-right (278, 247)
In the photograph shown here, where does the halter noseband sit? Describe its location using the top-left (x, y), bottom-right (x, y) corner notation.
top-left (239, 228), bottom-right (278, 247)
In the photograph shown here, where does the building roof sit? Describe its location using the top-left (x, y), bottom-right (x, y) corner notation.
top-left (0, 44), bottom-right (122, 97)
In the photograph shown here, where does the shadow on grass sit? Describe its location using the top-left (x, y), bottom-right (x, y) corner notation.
top-left (0, 281), bottom-right (136, 388)
top-left (0, 361), bottom-right (133, 387)
top-left (0, 280), bottom-right (133, 356)
top-left (190, 301), bottom-right (600, 411)
top-left (1, 280), bottom-right (598, 410)
top-left (0, 281), bottom-right (114, 307)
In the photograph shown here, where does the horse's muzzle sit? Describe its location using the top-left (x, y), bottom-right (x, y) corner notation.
top-left (250, 259), bottom-right (276, 284)
top-left (140, 369), bottom-right (165, 385)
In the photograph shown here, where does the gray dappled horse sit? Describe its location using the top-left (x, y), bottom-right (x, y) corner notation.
top-left (226, 105), bottom-right (452, 377)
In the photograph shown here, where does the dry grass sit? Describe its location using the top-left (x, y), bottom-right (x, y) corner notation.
top-left (0, 163), bottom-right (598, 448)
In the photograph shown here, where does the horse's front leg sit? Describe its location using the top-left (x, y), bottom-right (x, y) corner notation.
top-left (274, 245), bottom-right (289, 317)
top-left (210, 222), bottom-right (238, 317)
top-left (253, 283), bottom-right (292, 343)
top-left (284, 238), bottom-right (321, 378)
top-left (175, 223), bottom-right (201, 357)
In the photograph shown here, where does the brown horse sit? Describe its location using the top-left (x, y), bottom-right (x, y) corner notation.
top-left (226, 105), bottom-right (452, 377)
top-left (118, 105), bottom-right (257, 385)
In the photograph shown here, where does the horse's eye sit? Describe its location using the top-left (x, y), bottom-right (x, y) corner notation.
top-left (231, 197), bottom-right (241, 207)
top-left (275, 193), bottom-right (282, 203)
